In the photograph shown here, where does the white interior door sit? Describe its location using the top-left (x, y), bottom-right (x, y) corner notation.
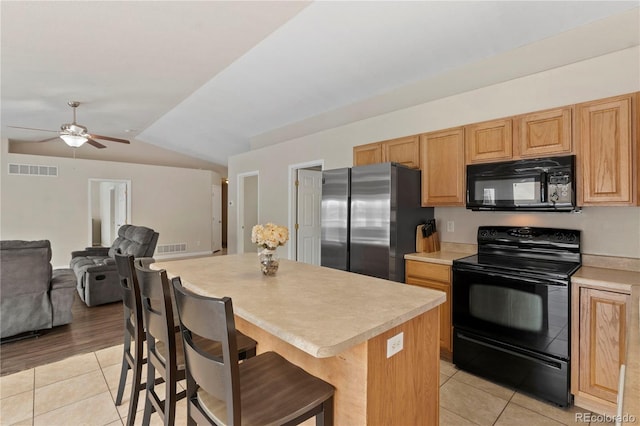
top-left (115, 183), bottom-right (127, 231)
top-left (296, 169), bottom-right (322, 265)
top-left (89, 179), bottom-right (131, 248)
top-left (212, 183), bottom-right (222, 252)
top-left (100, 183), bottom-right (115, 245)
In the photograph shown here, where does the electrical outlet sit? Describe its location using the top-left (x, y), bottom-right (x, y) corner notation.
top-left (447, 221), bottom-right (455, 232)
top-left (386, 332), bottom-right (404, 358)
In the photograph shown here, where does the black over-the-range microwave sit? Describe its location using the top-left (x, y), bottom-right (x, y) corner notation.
top-left (466, 155), bottom-right (577, 212)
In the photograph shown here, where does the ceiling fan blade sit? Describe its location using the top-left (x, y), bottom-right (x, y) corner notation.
top-left (8, 125), bottom-right (59, 133)
top-left (86, 138), bottom-right (107, 149)
top-left (37, 136), bottom-right (62, 143)
top-left (89, 134), bottom-right (130, 144)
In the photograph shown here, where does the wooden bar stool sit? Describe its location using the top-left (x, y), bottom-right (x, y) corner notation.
top-left (135, 264), bottom-right (257, 426)
top-left (172, 278), bottom-right (335, 426)
top-left (113, 252), bottom-right (148, 426)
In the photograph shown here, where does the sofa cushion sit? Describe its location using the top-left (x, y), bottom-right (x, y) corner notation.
top-left (108, 225), bottom-right (156, 258)
top-left (0, 240), bottom-right (55, 338)
top-left (0, 240), bottom-right (52, 296)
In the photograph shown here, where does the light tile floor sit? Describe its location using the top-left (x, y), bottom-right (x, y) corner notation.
top-left (1, 345), bottom-right (612, 426)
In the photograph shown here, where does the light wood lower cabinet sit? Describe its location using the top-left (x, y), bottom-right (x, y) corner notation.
top-left (405, 260), bottom-right (452, 358)
top-left (571, 283), bottom-right (631, 415)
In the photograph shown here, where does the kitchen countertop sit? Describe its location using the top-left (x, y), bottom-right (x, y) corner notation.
top-left (404, 250), bottom-right (471, 265)
top-left (153, 253), bottom-right (445, 358)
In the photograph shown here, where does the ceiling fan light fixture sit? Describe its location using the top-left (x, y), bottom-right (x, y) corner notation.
top-left (60, 134), bottom-right (88, 147)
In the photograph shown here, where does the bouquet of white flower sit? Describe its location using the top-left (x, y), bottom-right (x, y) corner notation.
top-left (251, 223), bottom-right (289, 250)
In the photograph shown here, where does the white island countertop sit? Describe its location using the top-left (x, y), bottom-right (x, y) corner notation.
top-left (153, 253), bottom-right (445, 358)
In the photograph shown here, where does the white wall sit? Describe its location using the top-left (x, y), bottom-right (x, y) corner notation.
top-left (0, 140), bottom-right (218, 267)
top-left (228, 46), bottom-right (640, 259)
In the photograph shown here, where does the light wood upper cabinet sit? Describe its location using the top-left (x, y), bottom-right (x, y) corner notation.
top-left (572, 283), bottom-right (630, 415)
top-left (577, 93), bottom-right (638, 206)
top-left (353, 142), bottom-right (382, 166)
top-left (465, 118), bottom-right (513, 163)
top-left (382, 135), bottom-right (420, 169)
top-left (420, 127), bottom-right (465, 206)
top-left (353, 136), bottom-right (420, 168)
top-left (405, 260), bottom-right (452, 358)
top-left (514, 107), bottom-right (573, 158)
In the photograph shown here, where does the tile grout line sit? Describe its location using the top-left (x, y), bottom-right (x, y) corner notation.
top-left (95, 350), bottom-right (125, 425)
top-left (29, 352), bottom-right (115, 423)
top-left (31, 367), bottom-right (35, 426)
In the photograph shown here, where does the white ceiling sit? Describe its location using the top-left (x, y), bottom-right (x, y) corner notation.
top-left (2, 1), bottom-right (639, 176)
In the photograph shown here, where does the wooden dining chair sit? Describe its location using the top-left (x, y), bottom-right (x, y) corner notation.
top-left (135, 264), bottom-right (258, 426)
top-left (172, 278), bottom-right (335, 426)
top-left (113, 252), bottom-right (146, 426)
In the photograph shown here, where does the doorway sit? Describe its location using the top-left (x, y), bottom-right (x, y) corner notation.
top-left (289, 161), bottom-right (323, 264)
top-left (237, 172), bottom-right (259, 254)
top-left (88, 179), bottom-right (131, 247)
top-left (212, 182), bottom-right (222, 253)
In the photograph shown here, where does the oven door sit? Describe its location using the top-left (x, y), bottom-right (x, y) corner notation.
top-left (466, 171), bottom-right (547, 210)
top-left (452, 265), bottom-right (569, 360)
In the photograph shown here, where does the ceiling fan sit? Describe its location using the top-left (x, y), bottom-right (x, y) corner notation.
top-left (8, 101), bottom-right (130, 149)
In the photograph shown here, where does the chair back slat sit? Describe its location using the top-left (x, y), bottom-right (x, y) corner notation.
top-left (114, 252), bottom-right (140, 314)
top-left (172, 278), bottom-right (241, 425)
top-left (135, 264), bottom-right (176, 356)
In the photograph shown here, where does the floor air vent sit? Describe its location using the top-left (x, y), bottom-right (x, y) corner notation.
top-left (8, 163), bottom-right (58, 177)
top-left (156, 243), bottom-right (187, 254)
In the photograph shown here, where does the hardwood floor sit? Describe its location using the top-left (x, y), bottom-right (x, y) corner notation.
top-left (0, 292), bottom-right (123, 376)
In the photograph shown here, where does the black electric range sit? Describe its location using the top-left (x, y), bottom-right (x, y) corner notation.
top-left (452, 226), bottom-right (581, 407)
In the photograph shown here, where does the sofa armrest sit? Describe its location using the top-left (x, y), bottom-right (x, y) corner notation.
top-left (83, 263), bottom-right (118, 274)
top-left (51, 268), bottom-right (76, 290)
top-left (71, 247), bottom-right (109, 258)
top-left (138, 257), bottom-right (156, 268)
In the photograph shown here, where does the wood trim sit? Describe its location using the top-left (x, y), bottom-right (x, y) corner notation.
top-left (635, 91), bottom-right (640, 205)
top-left (573, 393), bottom-right (617, 417)
top-left (571, 281), bottom-right (580, 395)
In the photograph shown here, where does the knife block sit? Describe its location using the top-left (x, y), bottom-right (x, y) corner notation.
top-left (416, 225), bottom-right (440, 253)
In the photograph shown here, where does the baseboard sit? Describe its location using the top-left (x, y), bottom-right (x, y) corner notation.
top-left (152, 250), bottom-right (213, 260)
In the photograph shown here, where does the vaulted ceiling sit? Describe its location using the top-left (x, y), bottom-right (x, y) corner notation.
top-left (2, 1), bottom-right (638, 176)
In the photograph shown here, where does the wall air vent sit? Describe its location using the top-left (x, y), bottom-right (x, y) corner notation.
top-left (8, 163), bottom-right (58, 177)
top-left (156, 243), bottom-right (187, 254)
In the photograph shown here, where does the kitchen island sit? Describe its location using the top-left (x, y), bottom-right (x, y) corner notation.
top-left (153, 253), bottom-right (446, 425)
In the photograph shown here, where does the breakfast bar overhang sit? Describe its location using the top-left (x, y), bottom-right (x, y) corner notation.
top-left (153, 254), bottom-right (445, 425)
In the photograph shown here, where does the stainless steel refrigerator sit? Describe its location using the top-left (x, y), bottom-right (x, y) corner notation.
top-left (321, 162), bottom-right (434, 282)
